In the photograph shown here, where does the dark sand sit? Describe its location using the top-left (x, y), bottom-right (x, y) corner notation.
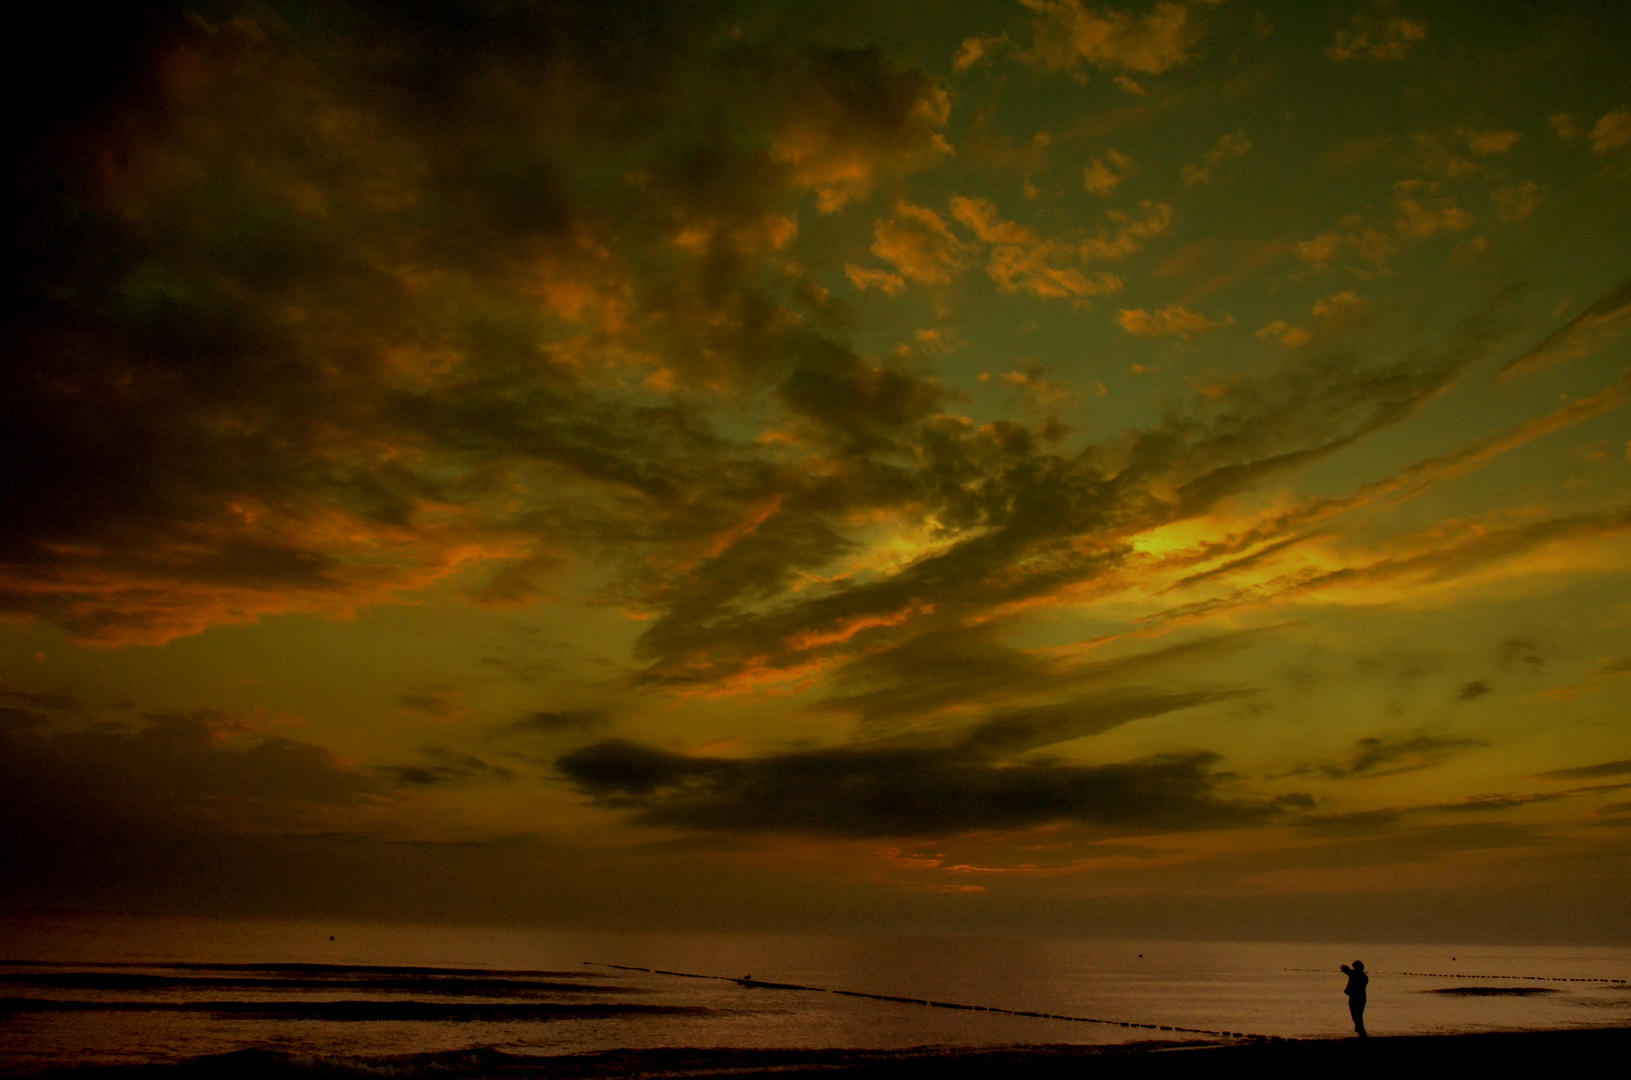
top-left (31, 1027), bottom-right (1631, 1078)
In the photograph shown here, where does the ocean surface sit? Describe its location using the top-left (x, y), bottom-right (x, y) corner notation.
top-left (2, 914), bottom-right (1628, 1074)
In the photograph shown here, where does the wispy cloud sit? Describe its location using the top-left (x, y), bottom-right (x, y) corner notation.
top-left (1023, 0), bottom-right (1206, 76)
top-left (1528, 759), bottom-right (1631, 782)
top-left (1496, 276), bottom-right (1631, 381)
top-left (1327, 14), bottom-right (1427, 63)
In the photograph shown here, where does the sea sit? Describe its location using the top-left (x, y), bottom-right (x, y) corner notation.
top-left (2, 914), bottom-right (1628, 1075)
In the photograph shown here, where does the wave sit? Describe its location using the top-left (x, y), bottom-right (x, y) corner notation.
top-left (0, 998), bottom-right (710, 1021)
top-left (14, 1041), bottom-right (1213, 1078)
top-left (0, 960), bottom-right (607, 978)
top-left (1430, 987), bottom-right (1563, 997)
top-left (0, 973), bottom-right (623, 995)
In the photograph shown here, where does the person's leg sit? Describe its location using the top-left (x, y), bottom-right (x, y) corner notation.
top-left (1350, 998), bottom-right (1367, 1037)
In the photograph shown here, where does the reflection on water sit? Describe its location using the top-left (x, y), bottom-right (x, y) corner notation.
top-left (1, 914), bottom-right (1627, 1074)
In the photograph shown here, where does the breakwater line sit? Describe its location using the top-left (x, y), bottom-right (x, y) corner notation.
top-left (585, 962), bottom-right (1289, 1043)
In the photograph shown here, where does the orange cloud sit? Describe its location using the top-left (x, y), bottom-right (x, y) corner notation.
top-left (1025, 0), bottom-right (1202, 75)
top-left (868, 202), bottom-right (970, 285)
top-left (1327, 15), bottom-right (1427, 62)
top-left (1119, 305), bottom-right (1233, 337)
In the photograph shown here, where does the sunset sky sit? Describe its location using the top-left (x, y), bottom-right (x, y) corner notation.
top-left (5, 0), bottom-right (1631, 943)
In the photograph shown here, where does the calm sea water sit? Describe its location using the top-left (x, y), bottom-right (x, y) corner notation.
top-left (2, 914), bottom-right (1628, 1074)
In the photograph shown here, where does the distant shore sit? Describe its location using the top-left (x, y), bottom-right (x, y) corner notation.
top-left (31, 1026), bottom-right (1631, 1078)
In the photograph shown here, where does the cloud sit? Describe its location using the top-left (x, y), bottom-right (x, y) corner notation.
top-left (629, 292), bottom-right (1513, 691)
top-left (508, 709), bottom-right (610, 735)
top-left (949, 196), bottom-right (1132, 299)
top-left (1311, 291), bottom-right (1367, 324)
top-left (1298, 183), bottom-right (1470, 268)
top-left (1326, 15), bottom-right (1428, 62)
top-left (1256, 293), bottom-right (1365, 349)
top-left (1392, 180), bottom-right (1474, 239)
top-left (1316, 732), bottom-right (1488, 779)
top-left (0, 3), bottom-right (971, 645)
top-left (846, 265), bottom-right (907, 295)
top-left (558, 736), bottom-right (1275, 837)
top-left (1490, 182), bottom-right (1542, 224)
top-left (0, 683), bottom-right (85, 713)
top-left (395, 686), bottom-right (465, 720)
top-left (1023, 0), bottom-right (1203, 76)
top-left (821, 622), bottom-right (1274, 729)
top-left (981, 365), bottom-right (1084, 419)
top-left (867, 202), bottom-right (970, 285)
top-left (1163, 501), bottom-right (1631, 626)
top-left (10, 6), bottom-right (1598, 838)
top-left (1118, 305), bottom-right (1233, 337)
top-left (1456, 680), bottom-right (1492, 701)
top-left (1083, 149), bottom-right (1137, 196)
top-left (1528, 759), bottom-right (1631, 782)
top-left (954, 35), bottom-right (1012, 72)
top-left (1181, 129), bottom-right (1250, 186)
top-left (1498, 638), bottom-right (1545, 671)
top-left (1257, 321), bottom-right (1313, 348)
top-left (1591, 108), bottom-right (1631, 155)
top-left (769, 52), bottom-right (953, 213)
top-left (1156, 342), bottom-right (1631, 602)
top-left (380, 747), bottom-right (513, 786)
top-left (1462, 129), bottom-right (1521, 155)
top-left (1079, 201), bottom-right (1176, 260)
top-left (1496, 275), bottom-right (1631, 381)
top-left (1550, 113), bottom-right (1584, 140)
top-left (0, 708), bottom-right (396, 839)
top-left (1296, 232), bottom-right (1345, 269)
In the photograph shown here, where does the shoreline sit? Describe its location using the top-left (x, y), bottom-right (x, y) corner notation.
top-left (24, 1026), bottom-right (1631, 1078)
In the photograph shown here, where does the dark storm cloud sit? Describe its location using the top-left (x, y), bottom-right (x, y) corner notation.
top-left (557, 737), bottom-right (1275, 837)
top-left (567, 665), bottom-right (1265, 841)
top-left (0, 707), bottom-right (394, 842)
top-left (0, 0), bottom-right (955, 645)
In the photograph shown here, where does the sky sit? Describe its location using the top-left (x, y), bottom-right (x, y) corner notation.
top-left (4, 0), bottom-right (1631, 944)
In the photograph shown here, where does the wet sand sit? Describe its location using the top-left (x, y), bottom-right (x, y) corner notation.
top-left (29, 1026), bottom-right (1630, 1077)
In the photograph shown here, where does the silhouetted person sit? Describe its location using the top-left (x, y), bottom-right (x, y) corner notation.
top-left (1341, 960), bottom-right (1368, 1037)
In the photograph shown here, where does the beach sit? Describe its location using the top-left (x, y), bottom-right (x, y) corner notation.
top-left (3, 919), bottom-right (1629, 1077)
top-left (13, 1028), bottom-right (1629, 1078)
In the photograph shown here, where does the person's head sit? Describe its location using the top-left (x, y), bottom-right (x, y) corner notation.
top-left (1352, 960), bottom-right (1364, 970)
